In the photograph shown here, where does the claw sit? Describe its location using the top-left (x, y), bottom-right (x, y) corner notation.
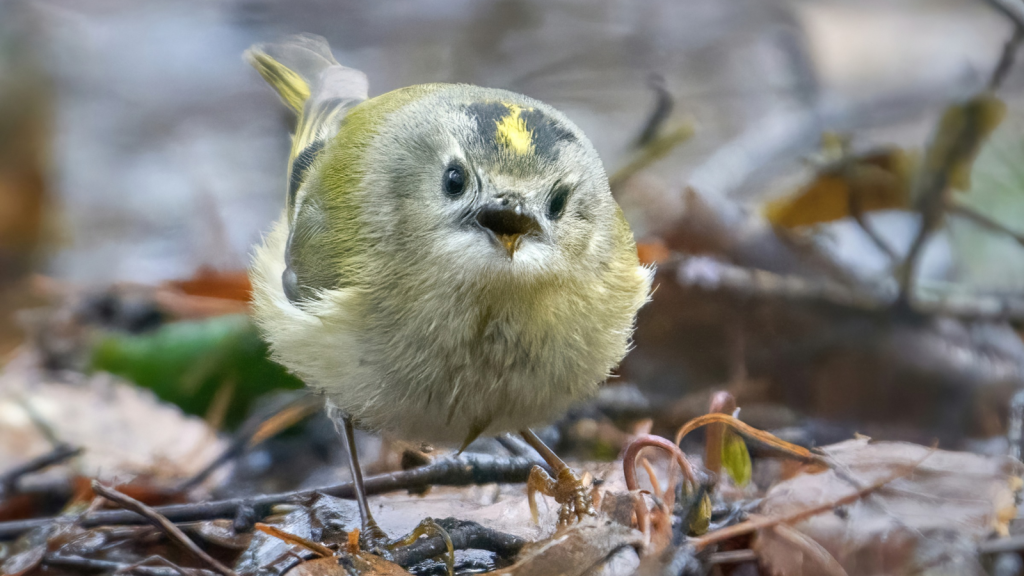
top-left (526, 464), bottom-right (596, 526)
top-left (356, 519), bottom-right (391, 555)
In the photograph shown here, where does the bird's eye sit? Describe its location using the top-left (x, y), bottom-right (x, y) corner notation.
top-left (443, 165), bottom-right (466, 197)
top-left (548, 185), bottom-right (570, 220)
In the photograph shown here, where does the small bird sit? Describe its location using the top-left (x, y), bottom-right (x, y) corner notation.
top-left (246, 34), bottom-right (651, 545)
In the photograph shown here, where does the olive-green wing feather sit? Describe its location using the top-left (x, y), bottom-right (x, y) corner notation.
top-left (245, 34), bottom-right (368, 221)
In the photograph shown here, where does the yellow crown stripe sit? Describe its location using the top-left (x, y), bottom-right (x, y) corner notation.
top-left (495, 103), bottom-right (535, 155)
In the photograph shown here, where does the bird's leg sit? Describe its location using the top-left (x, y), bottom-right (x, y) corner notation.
top-left (520, 428), bottom-right (596, 525)
top-left (334, 411), bottom-right (390, 552)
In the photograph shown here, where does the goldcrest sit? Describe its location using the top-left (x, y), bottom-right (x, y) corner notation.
top-left (247, 34), bottom-right (650, 492)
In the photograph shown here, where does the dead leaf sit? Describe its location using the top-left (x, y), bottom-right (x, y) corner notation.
top-left (923, 93), bottom-right (1006, 193)
top-left (487, 517), bottom-right (643, 576)
top-left (755, 439), bottom-right (1022, 576)
top-left (164, 267), bottom-right (252, 303)
top-left (0, 545), bottom-right (44, 576)
top-left (763, 147), bottom-right (915, 228)
top-left (0, 352), bottom-right (226, 484)
top-left (287, 554), bottom-right (412, 576)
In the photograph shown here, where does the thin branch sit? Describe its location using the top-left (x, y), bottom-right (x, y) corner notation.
top-left (672, 250), bottom-right (1024, 323)
top-left (635, 73), bottom-right (674, 147)
top-left (690, 449), bottom-right (933, 551)
top-left (948, 201), bottom-right (1024, 247)
top-left (707, 549), bottom-right (758, 565)
top-left (989, 25), bottom-right (1024, 90)
top-left (846, 168), bottom-right (900, 264)
top-left (980, 533), bottom-right (1024, 554)
top-left (43, 554), bottom-right (217, 576)
top-left (0, 454), bottom-right (536, 540)
top-left (177, 395), bottom-right (321, 491)
top-left (897, 95), bottom-right (1005, 305)
top-left (0, 444), bottom-right (81, 495)
top-left (92, 481), bottom-right (236, 576)
top-left (609, 121), bottom-right (695, 192)
top-left (984, 0), bottom-right (1024, 35)
top-left (254, 523), bottom-right (334, 557)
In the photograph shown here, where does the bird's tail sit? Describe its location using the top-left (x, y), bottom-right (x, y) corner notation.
top-left (245, 34), bottom-right (368, 215)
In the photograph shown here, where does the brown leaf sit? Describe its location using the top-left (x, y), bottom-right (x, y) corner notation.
top-left (287, 554), bottom-right (412, 576)
top-left (763, 147), bottom-right (915, 229)
top-left (0, 545), bottom-right (44, 576)
top-left (755, 439), bottom-right (1022, 576)
top-left (486, 517), bottom-right (643, 576)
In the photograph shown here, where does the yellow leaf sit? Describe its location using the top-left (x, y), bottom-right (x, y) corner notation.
top-left (923, 92), bottom-right (1006, 193)
top-left (722, 430), bottom-right (752, 486)
top-left (764, 147), bottom-right (915, 228)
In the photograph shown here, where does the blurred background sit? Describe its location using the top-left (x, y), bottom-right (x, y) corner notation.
top-left (2, 0), bottom-right (1024, 498)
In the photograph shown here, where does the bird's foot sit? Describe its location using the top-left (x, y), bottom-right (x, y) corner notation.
top-left (527, 465), bottom-right (596, 526)
top-left (357, 519), bottom-right (391, 555)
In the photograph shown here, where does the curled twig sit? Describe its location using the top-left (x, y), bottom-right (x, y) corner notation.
top-left (91, 481), bottom-right (236, 576)
top-left (623, 434), bottom-right (698, 494)
top-left (675, 413), bottom-right (824, 466)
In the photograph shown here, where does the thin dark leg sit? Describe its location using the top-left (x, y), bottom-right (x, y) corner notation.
top-left (337, 412), bottom-right (388, 547)
top-left (519, 429), bottom-right (566, 473)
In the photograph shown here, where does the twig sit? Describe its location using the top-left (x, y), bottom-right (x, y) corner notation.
top-left (845, 164), bottom-right (900, 264)
top-left (388, 518), bottom-right (526, 568)
top-left (609, 121), bottom-right (695, 191)
top-left (897, 94), bottom-right (1005, 305)
top-left (675, 413), bottom-right (824, 466)
top-left (91, 481), bottom-right (236, 576)
top-left (690, 449), bottom-right (934, 551)
top-left (672, 251), bottom-right (1024, 322)
top-left (706, 549), bottom-right (758, 565)
top-left (989, 25), bottom-right (1024, 90)
top-left (980, 533), bottom-right (1024, 554)
top-left (0, 444), bottom-right (82, 495)
top-left (0, 455), bottom-right (535, 539)
top-left (255, 523), bottom-right (334, 557)
top-left (986, 0), bottom-right (1024, 30)
top-left (177, 395), bottom-right (321, 491)
top-left (768, 522), bottom-right (848, 576)
top-left (948, 201), bottom-right (1024, 247)
top-left (14, 396), bottom-right (62, 446)
top-left (43, 554), bottom-right (217, 576)
top-left (1009, 390), bottom-right (1024, 461)
top-left (622, 434), bottom-right (699, 493)
top-left (635, 74), bottom-right (674, 147)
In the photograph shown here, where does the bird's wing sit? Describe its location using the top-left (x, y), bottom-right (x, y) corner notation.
top-left (245, 34), bottom-right (368, 220)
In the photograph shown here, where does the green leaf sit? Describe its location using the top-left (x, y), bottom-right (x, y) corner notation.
top-left (722, 431), bottom-right (752, 486)
top-left (89, 314), bottom-right (303, 429)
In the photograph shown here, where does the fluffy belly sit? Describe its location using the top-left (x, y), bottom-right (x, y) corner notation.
top-left (328, 317), bottom-right (602, 445)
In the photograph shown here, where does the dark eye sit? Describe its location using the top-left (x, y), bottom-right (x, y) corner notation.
top-left (443, 165), bottom-right (466, 197)
top-left (548, 185), bottom-right (570, 220)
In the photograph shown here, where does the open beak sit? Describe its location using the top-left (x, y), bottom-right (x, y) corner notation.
top-left (475, 202), bottom-right (542, 258)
